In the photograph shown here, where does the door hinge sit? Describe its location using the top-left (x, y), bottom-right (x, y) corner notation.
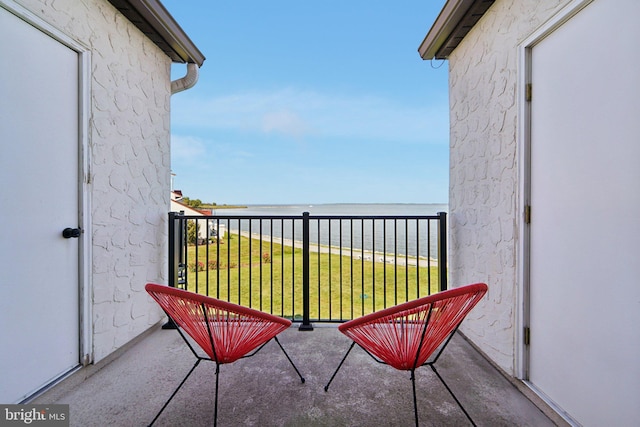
top-left (524, 327), bottom-right (530, 346)
top-left (524, 205), bottom-right (531, 224)
top-left (525, 83), bottom-right (532, 102)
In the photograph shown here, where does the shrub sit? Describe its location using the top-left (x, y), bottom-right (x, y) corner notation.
top-left (189, 261), bottom-right (205, 272)
top-left (186, 220), bottom-right (199, 245)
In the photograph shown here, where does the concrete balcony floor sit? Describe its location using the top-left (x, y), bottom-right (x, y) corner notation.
top-left (34, 324), bottom-right (564, 426)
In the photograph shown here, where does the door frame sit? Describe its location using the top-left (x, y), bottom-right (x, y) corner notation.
top-left (1, 0), bottom-right (93, 371)
top-left (516, 0), bottom-right (594, 421)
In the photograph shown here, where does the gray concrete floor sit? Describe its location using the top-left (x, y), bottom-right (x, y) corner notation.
top-left (34, 324), bottom-right (563, 427)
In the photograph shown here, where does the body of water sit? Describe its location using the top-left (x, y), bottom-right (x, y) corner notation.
top-left (209, 203), bottom-right (448, 260)
top-left (216, 203), bottom-right (447, 217)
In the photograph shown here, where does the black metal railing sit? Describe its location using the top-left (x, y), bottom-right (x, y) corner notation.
top-left (168, 211), bottom-right (447, 330)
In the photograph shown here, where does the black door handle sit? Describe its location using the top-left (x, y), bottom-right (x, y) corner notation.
top-left (62, 227), bottom-right (81, 238)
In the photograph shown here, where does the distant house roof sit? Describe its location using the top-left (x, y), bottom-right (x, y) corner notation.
top-left (107, 0), bottom-right (205, 66)
top-left (170, 198), bottom-right (205, 216)
top-left (418, 0), bottom-right (495, 60)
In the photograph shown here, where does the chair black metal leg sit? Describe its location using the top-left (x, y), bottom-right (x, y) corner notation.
top-left (214, 363), bottom-right (220, 427)
top-left (273, 336), bottom-right (305, 383)
top-left (411, 369), bottom-right (419, 427)
top-left (324, 341), bottom-right (357, 392)
top-left (430, 365), bottom-right (476, 427)
top-left (149, 358), bottom-right (202, 426)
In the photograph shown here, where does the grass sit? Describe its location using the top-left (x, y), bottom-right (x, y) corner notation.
top-left (183, 233), bottom-right (441, 321)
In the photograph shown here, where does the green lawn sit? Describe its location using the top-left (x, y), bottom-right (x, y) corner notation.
top-left (183, 233), bottom-right (441, 321)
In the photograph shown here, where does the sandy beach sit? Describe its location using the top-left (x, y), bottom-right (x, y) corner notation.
top-left (230, 229), bottom-right (440, 267)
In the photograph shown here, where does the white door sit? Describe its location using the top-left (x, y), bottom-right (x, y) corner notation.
top-left (0, 6), bottom-right (80, 402)
top-left (528, 0), bottom-right (640, 425)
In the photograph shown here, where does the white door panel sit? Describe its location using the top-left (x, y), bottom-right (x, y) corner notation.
top-left (529, 0), bottom-right (640, 425)
top-left (0, 7), bottom-right (80, 402)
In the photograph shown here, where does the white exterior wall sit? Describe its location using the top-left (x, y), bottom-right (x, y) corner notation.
top-left (17, 0), bottom-right (170, 362)
top-left (447, 0), bottom-right (570, 374)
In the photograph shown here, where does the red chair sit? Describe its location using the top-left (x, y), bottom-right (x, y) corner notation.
top-left (145, 283), bottom-right (305, 426)
top-left (324, 283), bottom-right (488, 426)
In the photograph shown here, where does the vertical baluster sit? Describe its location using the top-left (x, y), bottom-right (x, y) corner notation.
top-left (259, 219), bottom-right (263, 311)
top-left (394, 218), bottom-right (398, 306)
top-left (215, 218), bottom-right (220, 298)
top-left (405, 219), bottom-right (409, 302)
top-left (415, 218), bottom-right (420, 297)
top-left (383, 218), bottom-right (387, 308)
top-left (350, 219), bottom-right (354, 320)
top-left (300, 212), bottom-right (313, 330)
top-left (339, 219), bottom-right (343, 321)
top-left (270, 218), bottom-right (273, 315)
top-left (191, 218), bottom-right (197, 294)
top-left (237, 218), bottom-right (241, 304)
top-left (227, 218), bottom-right (232, 302)
top-left (328, 219), bottom-right (332, 321)
top-left (248, 219), bottom-right (252, 308)
top-left (292, 219), bottom-right (296, 321)
top-left (317, 218), bottom-right (320, 320)
top-left (371, 218), bottom-right (376, 314)
top-left (360, 218), bottom-right (365, 317)
top-left (205, 218), bottom-right (210, 296)
top-left (427, 219), bottom-right (432, 295)
top-left (281, 218), bottom-right (285, 317)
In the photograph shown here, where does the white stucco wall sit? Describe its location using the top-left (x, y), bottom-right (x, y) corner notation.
top-left (17, 0), bottom-right (170, 362)
top-left (446, 0), bottom-right (570, 374)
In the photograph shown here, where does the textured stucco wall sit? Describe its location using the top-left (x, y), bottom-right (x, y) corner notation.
top-left (16, 0), bottom-right (170, 362)
top-left (446, 0), bottom-right (570, 374)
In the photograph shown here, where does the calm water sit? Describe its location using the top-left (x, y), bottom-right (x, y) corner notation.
top-left (210, 203), bottom-right (448, 259)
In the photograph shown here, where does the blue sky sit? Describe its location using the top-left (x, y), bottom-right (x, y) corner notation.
top-left (162, 1), bottom-right (448, 205)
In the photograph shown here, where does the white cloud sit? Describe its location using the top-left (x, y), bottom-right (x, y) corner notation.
top-left (171, 135), bottom-right (259, 172)
top-left (170, 135), bottom-right (207, 162)
top-left (262, 110), bottom-right (310, 139)
top-left (171, 88), bottom-right (448, 144)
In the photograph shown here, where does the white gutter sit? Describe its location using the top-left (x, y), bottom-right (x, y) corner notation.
top-left (418, 0), bottom-right (474, 59)
top-left (418, 0), bottom-right (495, 60)
top-left (171, 62), bottom-right (199, 94)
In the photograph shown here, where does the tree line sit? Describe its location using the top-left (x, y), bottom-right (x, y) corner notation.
top-left (181, 197), bottom-right (216, 208)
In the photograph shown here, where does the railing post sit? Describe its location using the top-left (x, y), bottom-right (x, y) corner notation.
top-left (299, 211), bottom-right (313, 331)
top-left (437, 211), bottom-right (448, 292)
top-left (163, 211), bottom-right (181, 329)
top-left (168, 211), bottom-right (178, 288)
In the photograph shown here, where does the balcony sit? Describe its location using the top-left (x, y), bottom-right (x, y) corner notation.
top-left (30, 211), bottom-right (563, 425)
top-left (32, 325), bottom-right (559, 426)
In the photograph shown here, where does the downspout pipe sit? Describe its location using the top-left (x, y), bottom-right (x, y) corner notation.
top-left (165, 61), bottom-right (197, 329)
top-left (171, 62), bottom-right (199, 94)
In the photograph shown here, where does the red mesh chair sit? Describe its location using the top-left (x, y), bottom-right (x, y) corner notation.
top-left (145, 283), bottom-right (305, 426)
top-left (324, 283), bottom-right (487, 426)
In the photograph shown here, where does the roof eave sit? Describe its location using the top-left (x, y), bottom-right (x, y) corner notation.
top-left (108, 0), bottom-right (205, 66)
top-left (418, 0), bottom-right (495, 60)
